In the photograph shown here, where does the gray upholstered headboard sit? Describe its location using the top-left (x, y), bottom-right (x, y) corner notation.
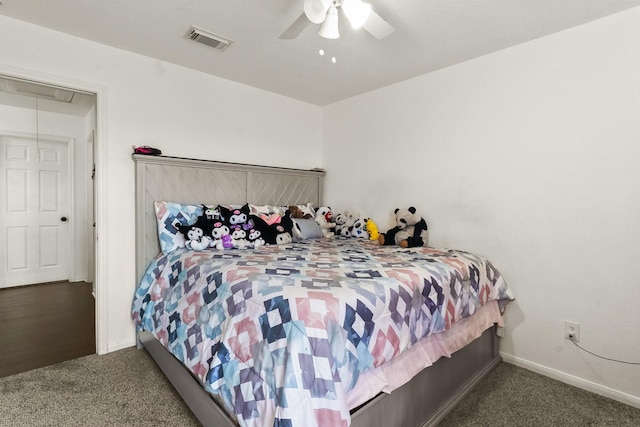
top-left (134, 154), bottom-right (325, 280)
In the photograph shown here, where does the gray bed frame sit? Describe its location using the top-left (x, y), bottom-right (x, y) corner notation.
top-left (134, 154), bottom-right (502, 427)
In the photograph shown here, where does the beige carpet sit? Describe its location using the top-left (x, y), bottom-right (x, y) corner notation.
top-left (2, 347), bottom-right (639, 427)
top-left (439, 362), bottom-right (640, 427)
top-left (0, 347), bottom-right (199, 427)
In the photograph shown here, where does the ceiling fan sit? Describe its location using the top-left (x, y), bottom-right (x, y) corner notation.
top-left (280, 0), bottom-right (395, 40)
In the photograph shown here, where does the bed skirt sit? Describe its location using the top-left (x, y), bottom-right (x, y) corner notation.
top-left (139, 323), bottom-right (500, 427)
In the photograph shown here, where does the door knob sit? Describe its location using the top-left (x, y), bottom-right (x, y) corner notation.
top-left (61, 217), bottom-right (68, 222)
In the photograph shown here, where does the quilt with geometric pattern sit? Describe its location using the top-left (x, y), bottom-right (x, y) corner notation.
top-left (132, 238), bottom-right (513, 427)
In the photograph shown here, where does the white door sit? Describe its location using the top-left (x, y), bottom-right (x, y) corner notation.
top-left (0, 135), bottom-right (70, 288)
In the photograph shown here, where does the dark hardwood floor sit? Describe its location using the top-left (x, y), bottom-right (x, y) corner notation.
top-left (0, 281), bottom-right (95, 378)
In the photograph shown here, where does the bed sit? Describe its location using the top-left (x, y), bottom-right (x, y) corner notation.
top-left (132, 154), bottom-right (514, 427)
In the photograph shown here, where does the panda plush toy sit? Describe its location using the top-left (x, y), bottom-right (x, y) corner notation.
top-left (333, 212), bottom-right (347, 236)
top-left (351, 218), bottom-right (369, 239)
top-left (315, 206), bottom-right (336, 238)
top-left (378, 207), bottom-right (429, 248)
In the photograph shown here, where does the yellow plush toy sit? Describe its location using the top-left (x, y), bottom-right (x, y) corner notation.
top-left (366, 218), bottom-right (380, 241)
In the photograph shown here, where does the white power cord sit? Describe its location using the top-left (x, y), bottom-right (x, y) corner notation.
top-left (568, 337), bottom-right (640, 365)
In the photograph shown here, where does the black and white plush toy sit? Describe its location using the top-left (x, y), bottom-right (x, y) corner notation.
top-left (203, 205), bottom-right (222, 222)
top-left (248, 227), bottom-right (266, 248)
top-left (251, 212), bottom-right (293, 245)
top-left (333, 212), bottom-right (347, 236)
top-left (378, 207), bottom-right (429, 248)
top-left (230, 225), bottom-right (249, 249)
top-left (351, 218), bottom-right (369, 239)
top-left (219, 204), bottom-right (250, 227)
top-left (275, 212), bottom-right (294, 244)
top-left (211, 221), bottom-right (233, 250)
top-left (315, 206), bottom-right (336, 238)
top-left (333, 209), bottom-right (363, 237)
top-left (176, 223), bottom-right (212, 251)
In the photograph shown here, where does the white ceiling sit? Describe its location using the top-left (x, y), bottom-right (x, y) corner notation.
top-left (1, 0), bottom-right (639, 106)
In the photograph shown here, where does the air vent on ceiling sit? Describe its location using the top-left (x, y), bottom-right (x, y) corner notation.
top-left (187, 26), bottom-right (233, 51)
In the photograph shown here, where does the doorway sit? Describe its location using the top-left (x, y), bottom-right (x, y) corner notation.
top-left (0, 136), bottom-right (72, 287)
top-left (0, 74), bottom-right (97, 375)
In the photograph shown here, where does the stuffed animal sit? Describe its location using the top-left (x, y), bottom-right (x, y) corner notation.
top-left (366, 218), bottom-right (380, 241)
top-left (260, 213), bottom-right (281, 225)
top-left (378, 207), bottom-right (429, 248)
top-left (333, 212), bottom-right (347, 236)
top-left (271, 205), bottom-right (288, 217)
top-left (300, 203), bottom-right (315, 218)
top-left (315, 206), bottom-right (336, 238)
top-left (338, 221), bottom-right (352, 237)
top-left (248, 228), bottom-right (266, 248)
top-left (219, 204), bottom-right (250, 227)
top-left (220, 234), bottom-right (233, 249)
top-left (351, 218), bottom-right (369, 239)
top-left (176, 223), bottom-right (212, 251)
top-left (252, 212), bottom-right (294, 245)
top-left (338, 209), bottom-right (363, 237)
top-left (180, 209), bottom-right (216, 242)
top-left (276, 212), bottom-right (294, 244)
top-left (333, 209), bottom-right (364, 237)
top-left (203, 205), bottom-right (222, 222)
top-left (252, 216), bottom-right (276, 245)
top-left (288, 205), bottom-right (313, 219)
top-left (342, 209), bottom-right (360, 229)
top-left (230, 225), bottom-right (249, 249)
top-left (211, 221), bottom-right (233, 250)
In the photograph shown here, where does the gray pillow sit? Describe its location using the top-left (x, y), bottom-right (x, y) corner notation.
top-left (291, 218), bottom-right (324, 241)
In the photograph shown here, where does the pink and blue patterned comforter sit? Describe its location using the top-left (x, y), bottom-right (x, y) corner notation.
top-left (132, 238), bottom-right (513, 427)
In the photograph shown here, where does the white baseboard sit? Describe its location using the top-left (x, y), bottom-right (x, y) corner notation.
top-left (500, 352), bottom-right (640, 410)
top-left (106, 338), bottom-right (136, 353)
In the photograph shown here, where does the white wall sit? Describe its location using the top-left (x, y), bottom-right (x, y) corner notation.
top-left (323, 8), bottom-right (640, 406)
top-left (0, 15), bottom-right (323, 352)
top-left (0, 100), bottom-right (91, 283)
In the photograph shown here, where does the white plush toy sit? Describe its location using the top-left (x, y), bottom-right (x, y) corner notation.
top-left (315, 206), bottom-right (336, 238)
top-left (211, 222), bottom-right (233, 250)
top-left (230, 226), bottom-right (249, 249)
top-left (299, 203), bottom-right (315, 218)
top-left (343, 209), bottom-right (361, 228)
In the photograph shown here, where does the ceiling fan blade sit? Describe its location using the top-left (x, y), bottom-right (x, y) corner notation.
top-left (342, 0), bottom-right (372, 29)
top-left (279, 13), bottom-right (312, 39)
top-left (363, 10), bottom-right (395, 40)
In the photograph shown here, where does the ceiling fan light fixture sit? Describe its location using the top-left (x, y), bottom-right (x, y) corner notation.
top-left (304, 0), bottom-right (331, 24)
top-left (342, 0), bottom-right (372, 29)
top-left (318, 5), bottom-right (339, 39)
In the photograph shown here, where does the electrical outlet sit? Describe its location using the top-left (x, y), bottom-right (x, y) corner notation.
top-left (564, 321), bottom-right (580, 342)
